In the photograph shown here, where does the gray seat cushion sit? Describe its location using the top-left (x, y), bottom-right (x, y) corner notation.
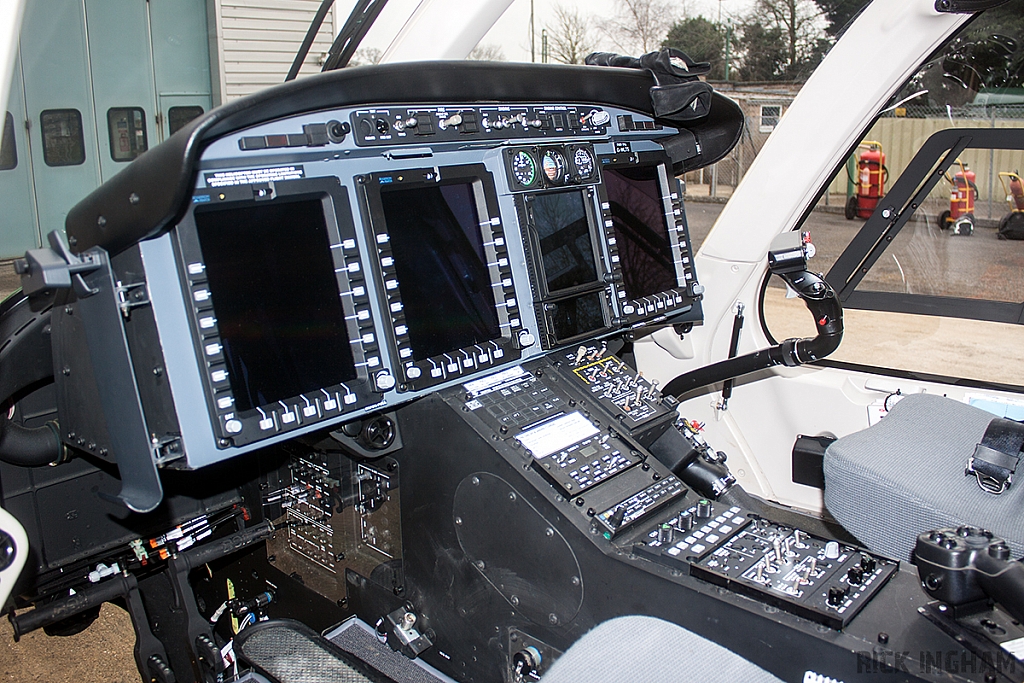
top-left (824, 393), bottom-right (1024, 561)
top-left (540, 615), bottom-right (783, 683)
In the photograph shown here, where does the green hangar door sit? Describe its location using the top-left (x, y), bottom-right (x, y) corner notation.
top-left (0, 0), bottom-right (212, 259)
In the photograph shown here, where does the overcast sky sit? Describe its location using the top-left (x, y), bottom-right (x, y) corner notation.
top-left (357, 0), bottom-right (756, 63)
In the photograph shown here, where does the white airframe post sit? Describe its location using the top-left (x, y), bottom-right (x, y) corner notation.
top-left (380, 0), bottom-right (514, 62)
top-left (0, 0), bottom-right (26, 117)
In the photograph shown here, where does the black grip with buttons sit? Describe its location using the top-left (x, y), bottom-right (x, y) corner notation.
top-left (916, 526), bottom-right (1024, 623)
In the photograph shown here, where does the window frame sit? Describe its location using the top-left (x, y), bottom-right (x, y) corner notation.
top-left (168, 105), bottom-right (204, 137)
top-left (40, 108), bottom-right (86, 167)
top-left (825, 127), bottom-right (1024, 326)
top-left (0, 111), bottom-right (16, 170)
top-left (759, 104), bottom-right (782, 133)
top-left (106, 106), bottom-right (148, 162)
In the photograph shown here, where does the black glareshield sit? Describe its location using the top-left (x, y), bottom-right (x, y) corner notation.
top-left (379, 181), bottom-right (501, 360)
top-left (194, 196), bottom-right (358, 412)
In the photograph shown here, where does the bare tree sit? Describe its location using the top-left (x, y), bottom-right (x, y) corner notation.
top-left (600, 0), bottom-right (674, 56)
top-left (348, 47), bottom-right (382, 66)
top-left (545, 4), bottom-right (595, 65)
top-left (468, 43), bottom-right (507, 61)
top-left (751, 0), bottom-right (826, 70)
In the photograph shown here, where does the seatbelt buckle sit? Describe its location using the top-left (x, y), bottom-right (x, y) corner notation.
top-left (965, 444), bottom-right (1017, 495)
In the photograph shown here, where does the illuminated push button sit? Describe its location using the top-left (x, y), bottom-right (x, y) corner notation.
top-left (211, 369), bottom-right (229, 384)
top-left (225, 419), bottom-right (243, 434)
top-left (344, 393), bottom-right (358, 404)
top-left (324, 398), bottom-right (338, 411)
top-left (302, 405), bottom-right (318, 417)
top-left (259, 418), bottom-right (274, 431)
top-left (374, 371), bottom-right (396, 392)
top-left (518, 330), bottom-right (536, 348)
top-left (406, 366), bottom-right (422, 379)
top-left (216, 396), bottom-right (233, 410)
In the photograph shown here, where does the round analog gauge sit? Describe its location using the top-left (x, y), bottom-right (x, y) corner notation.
top-left (541, 149), bottom-right (567, 184)
top-left (572, 147), bottom-right (596, 180)
top-left (511, 150), bottom-right (538, 188)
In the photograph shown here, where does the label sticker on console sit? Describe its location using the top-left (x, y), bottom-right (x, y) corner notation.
top-left (204, 165), bottom-right (305, 188)
top-left (463, 365), bottom-right (528, 397)
top-left (515, 411), bottom-right (599, 459)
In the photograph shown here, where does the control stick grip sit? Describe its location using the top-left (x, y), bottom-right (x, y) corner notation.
top-left (916, 526), bottom-right (1024, 622)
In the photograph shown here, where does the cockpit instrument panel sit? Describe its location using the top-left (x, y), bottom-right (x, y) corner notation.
top-left (107, 101), bottom-right (702, 470)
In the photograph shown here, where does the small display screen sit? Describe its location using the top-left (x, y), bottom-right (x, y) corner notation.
top-left (195, 197), bottom-right (357, 413)
top-left (528, 190), bottom-right (599, 294)
top-left (604, 165), bottom-right (678, 300)
top-left (380, 182), bottom-right (501, 361)
top-left (548, 291), bottom-right (606, 342)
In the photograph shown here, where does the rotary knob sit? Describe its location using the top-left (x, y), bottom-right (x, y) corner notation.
top-left (374, 371), bottom-right (396, 392)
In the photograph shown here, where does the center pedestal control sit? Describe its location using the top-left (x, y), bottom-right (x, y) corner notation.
top-left (552, 343), bottom-right (678, 447)
top-left (634, 498), bottom-right (898, 629)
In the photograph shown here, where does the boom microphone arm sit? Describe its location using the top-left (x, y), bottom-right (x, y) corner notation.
top-left (663, 232), bottom-right (843, 399)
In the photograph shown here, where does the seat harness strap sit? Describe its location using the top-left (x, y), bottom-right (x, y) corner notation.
top-left (966, 417), bottom-right (1024, 494)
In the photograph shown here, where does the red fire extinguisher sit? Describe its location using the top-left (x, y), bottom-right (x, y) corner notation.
top-left (845, 141), bottom-right (887, 220)
top-left (998, 171), bottom-right (1024, 239)
top-left (1010, 173), bottom-right (1024, 211)
top-left (938, 160), bottom-right (977, 236)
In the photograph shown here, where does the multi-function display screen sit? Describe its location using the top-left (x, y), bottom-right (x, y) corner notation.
top-left (603, 165), bottom-right (678, 300)
top-left (528, 189), bottom-right (599, 294)
top-left (548, 291), bottom-right (607, 342)
top-left (380, 182), bottom-right (501, 361)
top-left (194, 197), bottom-right (357, 413)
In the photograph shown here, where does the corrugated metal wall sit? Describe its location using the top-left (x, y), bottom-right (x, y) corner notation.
top-left (211, 0), bottom-right (335, 101)
top-left (826, 117), bottom-right (1024, 214)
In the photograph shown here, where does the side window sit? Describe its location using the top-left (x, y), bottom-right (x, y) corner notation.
top-left (40, 109), bottom-right (86, 166)
top-left (168, 106), bottom-right (204, 136)
top-left (762, 3), bottom-right (1024, 388)
top-left (107, 107), bottom-right (148, 162)
top-left (759, 105), bottom-right (782, 133)
top-left (0, 112), bottom-right (15, 170)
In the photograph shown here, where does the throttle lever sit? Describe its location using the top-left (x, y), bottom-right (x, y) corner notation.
top-left (916, 526), bottom-right (1024, 622)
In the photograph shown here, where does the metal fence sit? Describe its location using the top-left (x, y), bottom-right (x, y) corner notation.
top-left (684, 105), bottom-right (1024, 222)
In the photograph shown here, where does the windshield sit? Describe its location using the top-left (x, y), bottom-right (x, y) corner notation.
top-left (762, 1), bottom-right (1024, 387)
top-left (347, 0), bottom-right (864, 68)
top-left (0, 0), bottom-right (871, 267)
